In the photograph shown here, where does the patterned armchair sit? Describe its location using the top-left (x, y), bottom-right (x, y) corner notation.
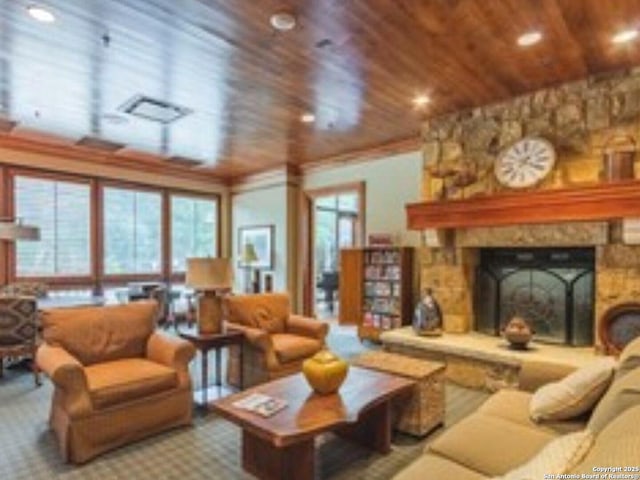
top-left (0, 282), bottom-right (48, 298)
top-left (0, 296), bottom-right (40, 385)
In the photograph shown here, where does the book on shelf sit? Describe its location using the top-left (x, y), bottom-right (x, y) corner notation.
top-left (374, 281), bottom-right (391, 296)
top-left (232, 393), bottom-right (287, 417)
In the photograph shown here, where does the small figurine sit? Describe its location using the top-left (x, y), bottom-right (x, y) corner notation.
top-left (413, 288), bottom-right (443, 336)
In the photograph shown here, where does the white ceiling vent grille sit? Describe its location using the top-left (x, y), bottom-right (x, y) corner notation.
top-left (119, 95), bottom-right (192, 124)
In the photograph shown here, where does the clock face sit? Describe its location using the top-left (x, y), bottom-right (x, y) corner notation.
top-left (495, 137), bottom-right (556, 188)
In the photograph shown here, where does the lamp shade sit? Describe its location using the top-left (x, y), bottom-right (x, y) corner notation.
top-left (241, 243), bottom-right (258, 264)
top-left (185, 257), bottom-right (233, 291)
top-left (0, 219), bottom-right (40, 241)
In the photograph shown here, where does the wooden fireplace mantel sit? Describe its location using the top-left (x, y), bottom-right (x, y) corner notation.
top-left (406, 180), bottom-right (640, 230)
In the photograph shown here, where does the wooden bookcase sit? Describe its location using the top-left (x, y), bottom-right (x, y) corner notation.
top-left (339, 247), bottom-right (415, 342)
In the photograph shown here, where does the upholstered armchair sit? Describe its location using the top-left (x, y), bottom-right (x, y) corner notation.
top-left (0, 296), bottom-right (40, 385)
top-left (36, 300), bottom-right (196, 464)
top-left (0, 282), bottom-right (48, 298)
top-left (225, 293), bottom-right (329, 388)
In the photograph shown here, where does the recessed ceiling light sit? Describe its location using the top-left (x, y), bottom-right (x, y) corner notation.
top-left (301, 112), bottom-right (315, 123)
top-left (412, 95), bottom-right (431, 108)
top-left (612, 29), bottom-right (639, 44)
top-left (517, 31), bottom-right (542, 47)
top-left (27, 5), bottom-right (56, 23)
top-left (270, 12), bottom-right (296, 31)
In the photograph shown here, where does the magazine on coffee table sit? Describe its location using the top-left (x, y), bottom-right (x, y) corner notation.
top-left (232, 393), bottom-right (288, 417)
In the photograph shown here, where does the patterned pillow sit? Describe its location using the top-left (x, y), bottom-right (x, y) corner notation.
top-left (492, 430), bottom-right (594, 480)
top-left (529, 357), bottom-right (616, 421)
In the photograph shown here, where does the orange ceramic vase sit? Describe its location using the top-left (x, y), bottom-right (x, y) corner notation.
top-left (302, 349), bottom-right (349, 395)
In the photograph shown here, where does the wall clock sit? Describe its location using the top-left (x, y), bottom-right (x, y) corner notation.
top-left (495, 137), bottom-right (556, 188)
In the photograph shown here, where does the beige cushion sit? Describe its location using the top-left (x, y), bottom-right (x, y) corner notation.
top-left (587, 366), bottom-right (640, 432)
top-left (393, 453), bottom-right (488, 480)
top-left (616, 335), bottom-right (640, 379)
top-left (570, 405), bottom-right (640, 474)
top-left (429, 413), bottom-right (556, 477)
top-left (529, 357), bottom-right (616, 422)
top-left (271, 333), bottom-right (322, 363)
top-left (479, 389), bottom-right (586, 435)
top-left (41, 301), bottom-right (157, 365)
top-left (85, 358), bottom-right (178, 409)
top-left (492, 430), bottom-right (594, 480)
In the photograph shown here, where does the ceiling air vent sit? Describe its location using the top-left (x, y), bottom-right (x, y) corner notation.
top-left (119, 95), bottom-right (192, 124)
top-left (168, 156), bottom-right (204, 168)
top-left (76, 135), bottom-right (124, 152)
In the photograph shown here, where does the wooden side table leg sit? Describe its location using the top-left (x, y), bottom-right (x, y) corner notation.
top-left (238, 342), bottom-right (244, 390)
top-left (242, 430), bottom-right (314, 480)
top-left (201, 348), bottom-right (208, 405)
top-left (215, 347), bottom-right (221, 387)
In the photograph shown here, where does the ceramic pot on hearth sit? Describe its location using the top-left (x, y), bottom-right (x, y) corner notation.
top-left (302, 349), bottom-right (349, 395)
top-left (503, 316), bottom-right (534, 350)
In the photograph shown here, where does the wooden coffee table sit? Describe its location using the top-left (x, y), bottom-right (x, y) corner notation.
top-left (212, 366), bottom-right (414, 480)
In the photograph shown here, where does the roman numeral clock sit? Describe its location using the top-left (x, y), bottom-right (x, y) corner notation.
top-left (494, 137), bottom-right (556, 189)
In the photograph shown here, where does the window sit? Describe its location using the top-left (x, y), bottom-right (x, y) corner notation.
top-left (103, 186), bottom-right (162, 275)
top-left (171, 195), bottom-right (217, 272)
top-left (14, 175), bottom-right (91, 277)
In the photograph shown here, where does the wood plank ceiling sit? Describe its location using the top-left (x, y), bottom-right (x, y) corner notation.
top-left (0, 0), bottom-right (640, 180)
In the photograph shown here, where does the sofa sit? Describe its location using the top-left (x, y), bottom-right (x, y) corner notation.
top-left (393, 339), bottom-right (640, 480)
top-left (36, 300), bottom-right (196, 464)
top-left (225, 293), bottom-right (328, 387)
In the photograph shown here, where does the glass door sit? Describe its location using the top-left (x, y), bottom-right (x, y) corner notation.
top-left (313, 192), bottom-right (359, 319)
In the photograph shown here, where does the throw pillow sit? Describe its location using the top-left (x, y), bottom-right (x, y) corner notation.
top-left (615, 335), bottom-right (640, 380)
top-left (529, 357), bottom-right (616, 422)
top-left (588, 366), bottom-right (640, 433)
top-left (491, 430), bottom-right (594, 480)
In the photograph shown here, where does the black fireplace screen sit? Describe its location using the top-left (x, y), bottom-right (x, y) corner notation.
top-left (474, 248), bottom-right (595, 346)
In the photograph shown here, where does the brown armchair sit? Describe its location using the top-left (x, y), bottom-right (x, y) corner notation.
top-left (225, 293), bottom-right (329, 387)
top-left (36, 300), bottom-right (196, 464)
top-left (0, 296), bottom-right (40, 385)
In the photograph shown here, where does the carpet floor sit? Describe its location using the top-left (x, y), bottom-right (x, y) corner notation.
top-left (0, 324), bottom-right (489, 480)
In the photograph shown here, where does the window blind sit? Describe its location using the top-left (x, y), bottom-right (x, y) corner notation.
top-left (171, 195), bottom-right (217, 272)
top-left (103, 187), bottom-right (162, 274)
top-left (14, 176), bottom-right (91, 277)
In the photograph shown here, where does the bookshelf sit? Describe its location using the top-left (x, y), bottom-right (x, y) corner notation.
top-left (339, 247), bottom-right (415, 342)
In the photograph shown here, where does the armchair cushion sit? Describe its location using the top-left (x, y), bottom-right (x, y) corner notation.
top-left (85, 358), bottom-right (178, 410)
top-left (225, 293), bottom-right (289, 333)
top-left (271, 333), bottom-right (323, 363)
top-left (41, 301), bottom-right (157, 366)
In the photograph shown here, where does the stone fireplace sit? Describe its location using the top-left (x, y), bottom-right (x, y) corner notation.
top-left (413, 69), bottom-right (640, 351)
top-left (474, 247), bottom-right (594, 346)
top-left (419, 220), bottom-right (640, 350)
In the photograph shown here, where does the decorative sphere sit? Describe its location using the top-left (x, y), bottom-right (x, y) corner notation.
top-left (302, 350), bottom-right (349, 395)
top-left (503, 316), bottom-right (534, 350)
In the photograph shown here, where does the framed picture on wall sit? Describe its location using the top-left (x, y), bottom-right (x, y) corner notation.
top-left (238, 225), bottom-right (275, 270)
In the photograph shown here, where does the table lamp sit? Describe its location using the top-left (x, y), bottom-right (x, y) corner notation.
top-left (240, 243), bottom-right (258, 293)
top-left (185, 257), bottom-right (233, 334)
top-left (0, 217), bottom-right (40, 241)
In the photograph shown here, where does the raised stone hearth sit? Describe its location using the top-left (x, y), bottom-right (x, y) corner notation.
top-left (381, 328), bottom-right (595, 391)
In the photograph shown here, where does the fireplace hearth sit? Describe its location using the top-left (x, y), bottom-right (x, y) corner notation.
top-left (474, 248), bottom-right (595, 346)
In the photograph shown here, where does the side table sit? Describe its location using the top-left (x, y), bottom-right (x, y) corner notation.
top-left (178, 328), bottom-right (244, 408)
top-left (352, 351), bottom-right (445, 436)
